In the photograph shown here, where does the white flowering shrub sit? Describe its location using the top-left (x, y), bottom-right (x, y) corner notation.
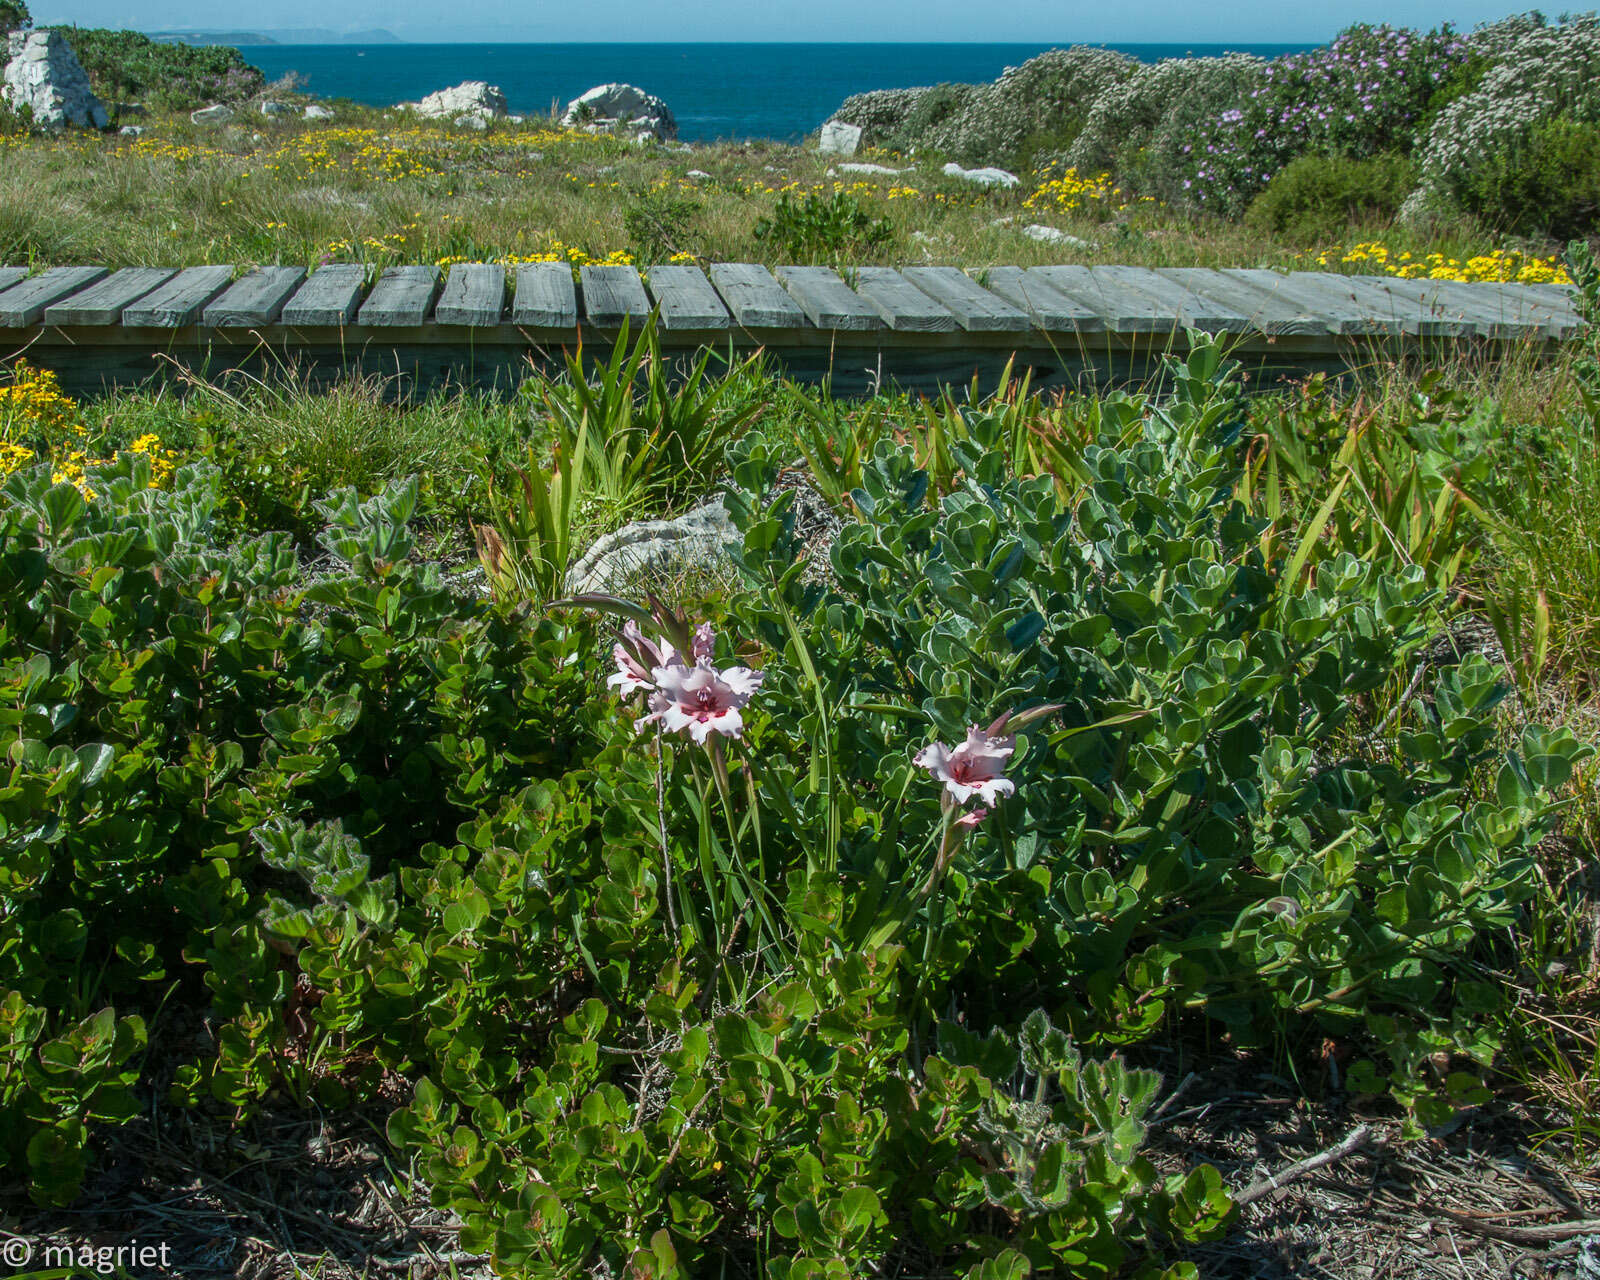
top-left (1405, 13), bottom-right (1600, 224)
top-left (825, 14), bottom-right (1600, 231)
top-left (833, 46), bottom-right (1136, 165)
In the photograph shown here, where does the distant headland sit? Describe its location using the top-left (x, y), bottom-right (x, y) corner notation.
top-left (147, 28), bottom-right (404, 47)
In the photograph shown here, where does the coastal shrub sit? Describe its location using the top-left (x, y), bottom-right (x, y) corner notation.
top-left (1067, 53), bottom-right (1269, 211)
top-left (834, 46), bottom-right (1136, 166)
top-left (65, 28), bottom-right (264, 110)
top-left (723, 338), bottom-right (1584, 1132)
top-left (0, 462), bottom-right (598, 1203)
top-left (0, 0), bottom-right (29, 31)
top-left (1159, 25), bottom-right (1467, 213)
top-left (1408, 13), bottom-right (1600, 226)
top-left (1244, 152), bottom-right (1416, 242)
top-left (1454, 115), bottom-right (1600, 239)
top-left (754, 190), bottom-right (893, 264)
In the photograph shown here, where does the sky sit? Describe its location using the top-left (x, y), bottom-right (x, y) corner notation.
top-left (30, 0), bottom-right (1540, 43)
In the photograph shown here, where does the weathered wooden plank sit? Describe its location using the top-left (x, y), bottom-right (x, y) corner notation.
top-left (1302, 271), bottom-right (1469, 338)
top-left (1226, 270), bottom-right (1402, 337)
top-left (281, 264), bottom-right (368, 327)
top-left (579, 265), bottom-right (652, 327)
top-left (359, 265), bottom-right (440, 327)
top-left (1519, 282), bottom-right (1581, 310)
top-left (203, 266), bottom-right (306, 327)
top-left (434, 264), bottom-right (505, 327)
top-left (1163, 268), bottom-right (1335, 337)
top-left (43, 267), bottom-right (176, 327)
top-left (646, 264), bottom-right (732, 330)
top-left (852, 267), bottom-right (956, 332)
top-left (979, 267), bottom-right (1105, 333)
top-left (1088, 265), bottom-right (1248, 332)
top-left (0, 267), bottom-right (27, 294)
top-left (0, 266), bottom-right (108, 327)
top-left (773, 266), bottom-right (882, 331)
top-left (1030, 265), bottom-right (1178, 334)
top-left (1465, 281), bottom-right (1584, 340)
top-left (1390, 277), bottom-right (1546, 341)
top-left (708, 263), bottom-right (808, 329)
top-left (434, 263), bottom-right (505, 328)
top-left (511, 262), bottom-right (578, 328)
top-left (1363, 276), bottom-right (1496, 339)
top-left (123, 265), bottom-right (235, 327)
top-left (901, 266), bottom-right (1029, 332)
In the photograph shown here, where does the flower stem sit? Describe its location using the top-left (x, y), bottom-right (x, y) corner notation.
top-left (654, 725), bottom-right (680, 939)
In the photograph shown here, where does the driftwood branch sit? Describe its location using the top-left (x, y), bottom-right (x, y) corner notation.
top-left (1234, 1124), bottom-right (1378, 1206)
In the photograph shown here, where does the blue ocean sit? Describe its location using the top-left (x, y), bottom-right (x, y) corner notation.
top-left (239, 43), bottom-right (1314, 143)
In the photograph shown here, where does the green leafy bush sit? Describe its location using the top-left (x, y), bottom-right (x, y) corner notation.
top-left (724, 338), bottom-right (1585, 1131)
top-left (0, 337), bottom-right (1582, 1277)
top-left (0, 458), bottom-right (595, 1202)
top-left (754, 191), bottom-right (893, 264)
top-left (0, 0), bottom-right (29, 32)
top-left (64, 28), bottom-right (264, 111)
top-left (1454, 115), bottom-right (1600, 239)
top-left (1245, 152), bottom-right (1416, 242)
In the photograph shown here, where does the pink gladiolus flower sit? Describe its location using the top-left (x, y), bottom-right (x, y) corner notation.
top-left (954, 806), bottom-right (989, 830)
top-left (607, 620), bottom-right (677, 699)
top-left (643, 660), bottom-right (763, 743)
top-left (914, 726), bottom-right (1016, 806)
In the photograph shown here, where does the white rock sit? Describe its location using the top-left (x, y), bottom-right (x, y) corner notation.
top-left (1022, 224), bottom-right (1093, 249)
top-left (259, 100), bottom-right (295, 118)
top-left (943, 162), bottom-right (1020, 188)
top-left (303, 103), bottom-right (334, 121)
top-left (411, 80), bottom-right (507, 121)
top-left (818, 118), bottom-right (861, 156)
top-left (686, 169), bottom-right (712, 179)
top-left (506, 114), bottom-right (524, 124)
top-left (838, 162), bottom-right (909, 176)
top-left (561, 83), bottom-right (677, 142)
top-left (564, 497), bottom-right (736, 595)
top-left (190, 103), bottom-right (233, 125)
top-left (2, 30), bottom-right (108, 130)
top-left (454, 113), bottom-right (488, 130)
top-left (119, 124), bottom-right (144, 137)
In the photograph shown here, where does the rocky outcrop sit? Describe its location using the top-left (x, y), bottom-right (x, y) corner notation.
top-left (303, 103), bottom-right (334, 121)
top-left (2, 30), bottom-right (108, 130)
top-left (259, 100), bottom-right (295, 118)
top-left (190, 104), bottom-right (233, 124)
top-left (564, 497), bottom-right (735, 595)
top-left (561, 83), bottom-right (676, 142)
top-left (818, 118), bottom-right (861, 156)
top-left (411, 80), bottom-right (507, 121)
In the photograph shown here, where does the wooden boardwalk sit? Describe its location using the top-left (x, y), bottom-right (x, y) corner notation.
top-left (0, 262), bottom-right (1582, 396)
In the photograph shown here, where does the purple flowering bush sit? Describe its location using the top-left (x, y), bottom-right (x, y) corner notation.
top-left (1147, 25), bottom-right (1469, 213)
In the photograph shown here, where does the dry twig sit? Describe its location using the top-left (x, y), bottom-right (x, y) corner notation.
top-left (1234, 1124), bottom-right (1379, 1207)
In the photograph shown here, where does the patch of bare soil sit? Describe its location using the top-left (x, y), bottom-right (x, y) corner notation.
top-left (1148, 1067), bottom-right (1600, 1280)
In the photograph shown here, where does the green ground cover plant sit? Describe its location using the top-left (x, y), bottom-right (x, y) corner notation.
top-left (2, 316), bottom-right (1599, 1273)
